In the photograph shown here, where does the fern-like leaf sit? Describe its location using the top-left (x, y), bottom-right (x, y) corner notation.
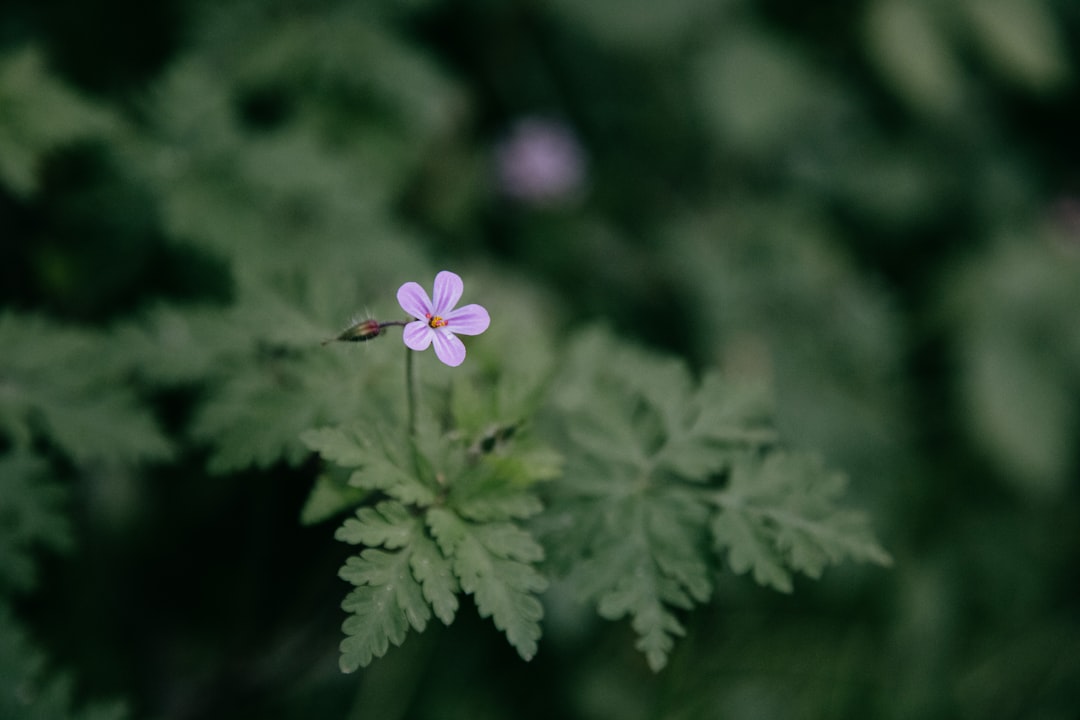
top-left (338, 548), bottom-right (430, 672)
top-left (711, 452), bottom-right (893, 592)
top-left (335, 500), bottom-right (459, 672)
top-left (336, 501), bottom-right (416, 549)
top-left (298, 470), bottom-right (369, 526)
top-left (0, 314), bottom-right (172, 465)
top-left (317, 414), bottom-right (554, 670)
top-left (409, 531), bottom-right (460, 625)
top-left (301, 425), bottom-right (438, 506)
top-left (558, 488), bottom-right (711, 671)
top-left (542, 328), bottom-right (888, 670)
top-left (427, 508), bottom-right (546, 661)
top-left (0, 451), bottom-right (72, 594)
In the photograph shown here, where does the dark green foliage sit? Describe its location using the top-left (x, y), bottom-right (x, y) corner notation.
top-left (0, 451), bottom-right (71, 594)
top-left (1, 0), bottom-right (1078, 717)
top-left (0, 314), bottom-right (172, 465)
top-left (0, 604), bottom-right (128, 720)
top-left (711, 453), bottom-right (892, 593)
top-left (0, 47), bottom-right (116, 198)
top-left (426, 507), bottom-right (545, 659)
top-left (947, 240), bottom-right (1080, 497)
top-left (300, 323), bottom-right (887, 673)
top-left (303, 398), bottom-right (552, 671)
top-left (536, 329), bottom-right (889, 670)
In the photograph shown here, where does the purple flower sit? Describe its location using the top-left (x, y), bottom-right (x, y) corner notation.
top-left (495, 117), bottom-right (587, 206)
top-left (397, 271), bottom-right (490, 367)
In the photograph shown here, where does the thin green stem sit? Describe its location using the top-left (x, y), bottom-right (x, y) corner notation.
top-left (405, 345), bottom-right (417, 439)
top-left (404, 346), bottom-right (427, 486)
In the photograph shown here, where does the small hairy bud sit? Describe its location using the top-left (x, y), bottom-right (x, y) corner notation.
top-left (323, 319), bottom-right (383, 345)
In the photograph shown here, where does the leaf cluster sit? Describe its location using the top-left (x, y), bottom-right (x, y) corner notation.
top-left (536, 328), bottom-right (891, 670)
top-left (0, 0), bottom-right (938, 712)
top-left (0, 314), bottom-right (173, 466)
top-left (0, 313), bottom-right (166, 717)
top-left (302, 387), bottom-right (555, 672)
top-left (302, 324), bottom-right (891, 674)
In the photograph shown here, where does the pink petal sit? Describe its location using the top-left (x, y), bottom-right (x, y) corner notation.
top-left (397, 282), bottom-right (432, 319)
top-left (431, 271), bottom-right (463, 316)
top-left (402, 321), bottom-right (433, 351)
top-left (431, 330), bottom-right (466, 367)
top-left (445, 304), bottom-right (490, 336)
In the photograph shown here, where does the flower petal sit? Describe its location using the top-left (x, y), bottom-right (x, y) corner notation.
top-left (431, 329), bottom-right (466, 367)
top-left (397, 282), bottom-right (432, 319)
top-left (445, 304), bottom-right (490, 336)
top-left (402, 321), bottom-right (433, 351)
top-left (431, 271), bottom-right (463, 316)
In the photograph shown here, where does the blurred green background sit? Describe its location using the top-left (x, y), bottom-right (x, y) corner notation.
top-left (1, 0), bottom-right (1078, 718)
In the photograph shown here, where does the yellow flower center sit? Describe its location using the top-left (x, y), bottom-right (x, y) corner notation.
top-left (426, 313), bottom-right (448, 329)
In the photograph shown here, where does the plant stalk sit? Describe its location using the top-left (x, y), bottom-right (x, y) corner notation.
top-left (405, 344), bottom-right (417, 439)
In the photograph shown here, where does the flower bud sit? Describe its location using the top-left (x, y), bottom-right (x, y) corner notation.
top-left (323, 318), bottom-right (383, 344)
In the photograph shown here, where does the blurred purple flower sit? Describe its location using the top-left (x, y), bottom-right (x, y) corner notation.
top-left (397, 271), bottom-right (490, 367)
top-left (495, 117), bottom-right (587, 205)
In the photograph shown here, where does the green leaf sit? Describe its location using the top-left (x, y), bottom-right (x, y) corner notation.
top-left (549, 328), bottom-right (775, 484)
top-left (541, 330), bottom-right (765, 669)
top-left (961, 0), bottom-right (1069, 91)
top-left (697, 29), bottom-right (836, 157)
top-left (654, 370), bottom-right (777, 479)
top-left (863, 0), bottom-right (964, 115)
top-left (711, 453), bottom-right (892, 592)
top-left (299, 426), bottom-right (371, 468)
top-left (339, 548), bottom-right (431, 672)
top-left (38, 393), bottom-right (173, 467)
top-left (0, 313), bottom-right (172, 466)
top-left (542, 328), bottom-right (887, 669)
top-left (308, 348), bottom-right (556, 668)
top-left (688, 371), bottom-right (776, 444)
top-left (336, 501), bottom-right (416, 549)
top-left (134, 23), bottom-right (445, 275)
top-left (0, 46), bottom-right (117, 198)
top-left (557, 489), bottom-right (711, 671)
top-left (409, 531), bottom-right (460, 625)
top-left (0, 451), bottom-right (72, 594)
top-left (346, 437), bottom-right (438, 507)
top-left (137, 265), bottom-right (412, 474)
top-left (711, 505), bottom-right (793, 593)
top-left (193, 349), bottom-right (375, 473)
top-left (596, 560), bottom-right (687, 673)
top-left (427, 508), bottom-right (546, 661)
top-left (110, 304), bottom-right (237, 386)
top-left (446, 453), bottom-right (547, 522)
top-left (949, 241), bottom-right (1080, 498)
top-left (298, 471), bottom-right (370, 526)
top-left (303, 419), bottom-right (443, 507)
top-left (546, 0), bottom-right (716, 53)
top-left (335, 498), bottom-right (459, 672)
